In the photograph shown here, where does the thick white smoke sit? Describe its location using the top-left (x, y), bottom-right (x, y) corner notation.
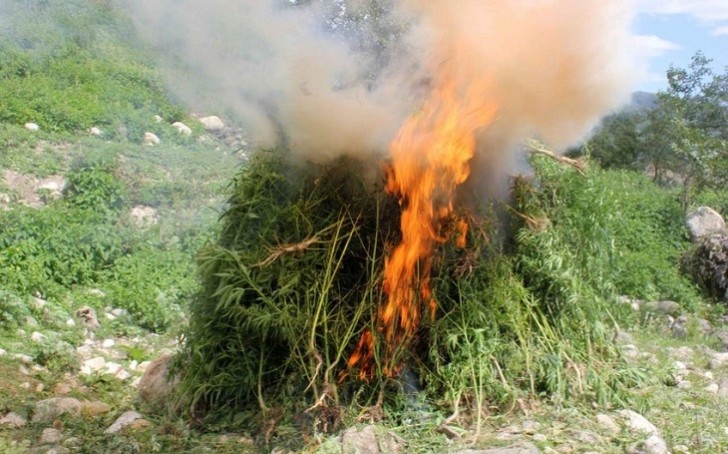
top-left (126, 0), bottom-right (640, 167)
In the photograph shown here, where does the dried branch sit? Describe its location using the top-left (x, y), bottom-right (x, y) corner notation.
top-left (526, 139), bottom-right (586, 175)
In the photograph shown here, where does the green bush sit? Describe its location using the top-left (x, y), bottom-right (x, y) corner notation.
top-left (102, 248), bottom-right (197, 332)
top-left (521, 155), bottom-right (702, 308)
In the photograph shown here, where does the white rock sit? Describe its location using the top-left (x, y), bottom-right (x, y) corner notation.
top-left (153, 115), bottom-right (163, 122)
top-left (129, 360), bottom-right (139, 371)
top-left (13, 353), bottom-right (33, 364)
top-left (102, 339), bottom-right (115, 348)
top-left (673, 361), bottom-right (687, 370)
top-left (677, 380), bottom-right (692, 389)
top-left (143, 132), bottom-right (161, 146)
top-left (685, 206), bottom-right (725, 240)
top-left (111, 308), bottom-right (125, 317)
top-left (17, 328), bottom-right (26, 337)
top-left (138, 361), bottom-right (151, 372)
top-left (31, 331), bottom-right (45, 342)
top-left (25, 122), bottom-right (39, 131)
top-left (709, 351), bottom-right (728, 369)
top-left (105, 313), bottom-right (117, 321)
top-left (704, 371), bottom-right (715, 380)
top-left (83, 357), bottom-right (106, 372)
top-left (80, 366), bottom-right (92, 376)
top-left (596, 414), bottom-right (620, 434)
top-left (0, 348), bottom-right (6, 356)
top-left (83, 338), bottom-right (95, 346)
top-left (40, 428), bottom-right (62, 444)
top-left (105, 362), bottom-right (122, 375)
top-left (618, 409), bottom-right (659, 435)
top-left (20, 382), bottom-right (31, 389)
top-left (89, 126), bottom-right (102, 137)
top-left (19, 365), bottom-right (30, 375)
top-left (32, 364), bottom-right (45, 372)
top-left (0, 412), bottom-right (27, 428)
top-left (116, 369), bottom-right (132, 381)
top-left (104, 411), bottom-right (143, 434)
top-left (198, 115), bottom-right (224, 131)
top-left (644, 434), bottom-right (669, 454)
top-left (65, 318), bottom-right (75, 327)
top-left (172, 122), bottom-right (192, 136)
top-left (705, 383), bottom-right (719, 393)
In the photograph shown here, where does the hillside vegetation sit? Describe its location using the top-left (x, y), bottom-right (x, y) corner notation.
top-left (0, 1), bottom-right (727, 453)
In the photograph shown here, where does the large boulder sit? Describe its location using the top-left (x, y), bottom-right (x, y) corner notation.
top-left (685, 206), bottom-right (725, 241)
top-left (138, 355), bottom-right (179, 412)
top-left (682, 232), bottom-right (728, 303)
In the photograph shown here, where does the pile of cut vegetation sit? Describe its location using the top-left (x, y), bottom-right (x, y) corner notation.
top-left (174, 149), bottom-right (650, 449)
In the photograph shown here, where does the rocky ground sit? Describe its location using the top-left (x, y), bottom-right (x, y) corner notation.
top-left (1, 293), bottom-right (727, 453)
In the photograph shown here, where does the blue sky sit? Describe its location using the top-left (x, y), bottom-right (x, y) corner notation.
top-left (633, 1), bottom-right (728, 93)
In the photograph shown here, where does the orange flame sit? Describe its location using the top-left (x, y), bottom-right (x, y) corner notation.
top-left (349, 54), bottom-right (497, 379)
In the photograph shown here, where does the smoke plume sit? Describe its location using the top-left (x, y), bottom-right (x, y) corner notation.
top-left (126, 0), bottom-right (638, 167)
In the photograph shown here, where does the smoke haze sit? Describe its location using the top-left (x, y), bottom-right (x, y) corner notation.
top-left (126, 0), bottom-right (639, 168)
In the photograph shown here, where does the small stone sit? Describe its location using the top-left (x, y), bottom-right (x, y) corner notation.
top-left (31, 331), bottom-right (45, 342)
top-left (87, 289), bottom-right (105, 298)
top-left (32, 398), bottom-right (82, 423)
top-left (89, 126), bottom-right (102, 137)
top-left (143, 132), bottom-right (161, 146)
top-left (618, 409), bottom-right (658, 436)
top-left (709, 351), bottom-right (728, 369)
top-left (53, 383), bottom-right (72, 395)
top-left (137, 361), bottom-right (151, 372)
top-left (65, 319), bottom-right (75, 327)
top-left (198, 115), bottom-right (225, 131)
top-left (643, 435), bottom-right (669, 454)
top-left (129, 360), bottom-right (138, 371)
top-left (83, 357), bottom-right (106, 372)
top-left (16, 328), bottom-right (26, 337)
top-left (19, 365), bottom-right (30, 375)
top-left (704, 383), bottom-right (719, 393)
top-left (153, 115), bottom-right (163, 122)
top-left (13, 353), bottom-right (33, 364)
top-left (104, 411), bottom-right (143, 434)
top-left (696, 318), bottom-right (713, 335)
top-left (0, 412), bottom-right (27, 428)
top-left (127, 419), bottom-right (152, 430)
top-left (35, 383), bottom-right (44, 393)
top-left (102, 339), bottom-right (115, 348)
top-left (677, 380), bottom-right (692, 389)
top-left (81, 401), bottom-right (111, 416)
top-left (704, 371), bottom-right (714, 379)
top-left (673, 445), bottom-right (689, 453)
top-left (115, 369), bottom-right (132, 381)
top-left (111, 308), bottom-right (124, 317)
top-left (25, 316), bottom-right (39, 327)
top-left (172, 122), bottom-right (192, 136)
top-left (105, 313), bottom-right (117, 321)
top-left (0, 348), bottom-right (6, 356)
top-left (573, 430), bottom-right (599, 443)
top-left (673, 361), bottom-right (687, 370)
top-left (40, 428), bottom-right (62, 444)
top-left (20, 382), bottom-right (31, 389)
top-left (25, 122), bottom-right (39, 131)
top-left (521, 420), bottom-right (540, 434)
top-left (75, 306), bottom-right (99, 330)
top-left (614, 331), bottom-right (634, 344)
top-left (532, 434), bottom-right (548, 442)
top-left (596, 414), bottom-right (620, 434)
top-left (644, 300), bottom-right (681, 316)
top-left (104, 362), bottom-right (122, 375)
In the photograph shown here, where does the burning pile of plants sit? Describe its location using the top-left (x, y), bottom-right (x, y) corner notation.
top-left (171, 147), bottom-right (645, 448)
top-left (133, 0), bottom-right (651, 448)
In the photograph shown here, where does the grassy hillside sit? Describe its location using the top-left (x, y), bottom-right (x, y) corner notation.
top-left (0, 1), bottom-right (727, 453)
